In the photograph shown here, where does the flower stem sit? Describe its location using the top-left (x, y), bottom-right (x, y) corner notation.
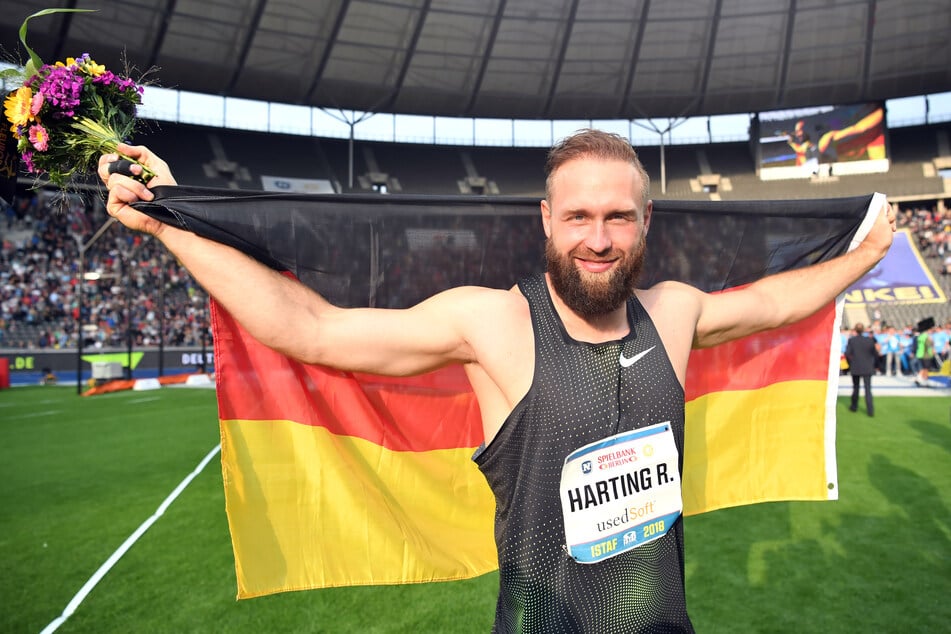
top-left (116, 151), bottom-right (157, 183)
top-left (71, 116), bottom-right (156, 182)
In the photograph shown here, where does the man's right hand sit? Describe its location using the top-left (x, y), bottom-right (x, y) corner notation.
top-left (97, 143), bottom-right (178, 237)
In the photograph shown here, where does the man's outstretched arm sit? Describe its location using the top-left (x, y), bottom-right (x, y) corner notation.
top-left (98, 144), bottom-right (483, 376)
top-left (693, 199), bottom-right (896, 349)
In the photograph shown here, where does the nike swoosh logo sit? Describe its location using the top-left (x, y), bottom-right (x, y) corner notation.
top-left (619, 345), bottom-right (655, 368)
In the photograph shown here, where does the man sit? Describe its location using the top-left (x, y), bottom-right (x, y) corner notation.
top-left (839, 325), bottom-right (852, 374)
top-left (914, 324), bottom-right (936, 386)
top-left (872, 324), bottom-right (889, 375)
top-left (881, 325), bottom-right (901, 376)
top-left (898, 326), bottom-right (916, 375)
top-left (786, 120), bottom-right (819, 174)
top-left (845, 323), bottom-right (880, 417)
top-left (933, 321), bottom-right (949, 367)
top-left (99, 130), bottom-right (895, 632)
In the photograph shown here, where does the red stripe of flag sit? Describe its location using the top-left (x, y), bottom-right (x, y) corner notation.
top-left (685, 301), bottom-right (835, 402)
top-left (213, 303), bottom-right (485, 452)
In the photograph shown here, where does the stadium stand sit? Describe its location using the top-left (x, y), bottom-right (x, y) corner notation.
top-left (2, 119), bottom-right (949, 353)
top-left (1, 189), bottom-right (209, 350)
top-left (468, 146), bottom-right (548, 197)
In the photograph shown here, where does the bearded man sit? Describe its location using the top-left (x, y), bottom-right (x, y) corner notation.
top-left (100, 129), bottom-right (895, 633)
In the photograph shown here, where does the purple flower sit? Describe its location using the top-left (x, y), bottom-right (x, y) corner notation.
top-left (22, 150), bottom-right (36, 173)
top-left (92, 72), bottom-right (140, 98)
top-left (93, 71), bottom-right (116, 86)
top-left (33, 65), bottom-right (84, 118)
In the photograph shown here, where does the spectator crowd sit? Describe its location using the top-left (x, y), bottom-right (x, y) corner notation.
top-left (1, 190), bottom-right (210, 350)
top-left (3, 189), bottom-right (950, 371)
top-left (897, 203), bottom-right (951, 275)
top-left (842, 318), bottom-right (950, 385)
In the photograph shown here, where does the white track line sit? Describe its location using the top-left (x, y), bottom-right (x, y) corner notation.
top-left (41, 444), bottom-right (222, 634)
top-left (6, 410), bottom-right (61, 420)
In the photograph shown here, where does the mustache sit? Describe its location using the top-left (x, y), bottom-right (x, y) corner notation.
top-left (568, 247), bottom-right (624, 262)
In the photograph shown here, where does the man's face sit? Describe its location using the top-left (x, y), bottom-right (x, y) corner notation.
top-left (541, 156), bottom-right (650, 318)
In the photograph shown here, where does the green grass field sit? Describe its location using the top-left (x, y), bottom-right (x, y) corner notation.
top-left (1, 386), bottom-right (948, 633)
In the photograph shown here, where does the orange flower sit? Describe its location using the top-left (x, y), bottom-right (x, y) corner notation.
top-left (4, 86), bottom-right (34, 134)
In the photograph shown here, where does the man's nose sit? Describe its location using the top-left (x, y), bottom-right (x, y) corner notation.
top-left (585, 222), bottom-right (612, 253)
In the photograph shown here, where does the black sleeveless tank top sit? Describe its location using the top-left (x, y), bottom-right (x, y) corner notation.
top-left (474, 274), bottom-right (693, 633)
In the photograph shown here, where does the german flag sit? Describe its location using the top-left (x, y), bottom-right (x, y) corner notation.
top-left (133, 188), bottom-right (882, 598)
top-left (683, 301), bottom-right (839, 513)
top-left (213, 304), bottom-right (495, 598)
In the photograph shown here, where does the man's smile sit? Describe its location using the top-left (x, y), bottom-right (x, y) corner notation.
top-left (576, 258), bottom-right (616, 273)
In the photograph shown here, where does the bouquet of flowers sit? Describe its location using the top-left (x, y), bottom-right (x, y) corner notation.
top-left (3, 8), bottom-right (154, 189)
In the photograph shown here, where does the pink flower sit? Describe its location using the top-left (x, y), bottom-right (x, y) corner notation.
top-left (30, 92), bottom-right (45, 115)
top-left (29, 124), bottom-right (49, 151)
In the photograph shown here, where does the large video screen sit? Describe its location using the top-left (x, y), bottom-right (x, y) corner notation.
top-left (757, 102), bottom-right (887, 181)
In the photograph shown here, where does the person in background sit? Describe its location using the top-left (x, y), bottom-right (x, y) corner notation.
top-left (914, 324), bottom-right (936, 386)
top-left (845, 323), bottom-right (880, 417)
top-left (839, 325), bottom-right (851, 374)
top-left (881, 325), bottom-right (901, 377)
top-left (786, 121), bottom-right (819, 175)
top-left (932, 322), bottom-right (949, 368)
top-left (873, 324), bottom-right (889, 375)
top-left (898, 326), bottom-right (915, 376)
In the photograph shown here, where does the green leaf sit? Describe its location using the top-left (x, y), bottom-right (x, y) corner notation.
top-left (18, 8), bottom-right (98, 75)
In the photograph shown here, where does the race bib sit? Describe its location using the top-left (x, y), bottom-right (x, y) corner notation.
top-left (560, 421), bottom-right (683, 564)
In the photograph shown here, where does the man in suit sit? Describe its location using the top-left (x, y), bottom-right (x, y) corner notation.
top-left (845, 323), bottom-right (880, 417)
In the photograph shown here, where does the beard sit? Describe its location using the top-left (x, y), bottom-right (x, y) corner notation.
top-left (545, 235), bottom-right (646, 318)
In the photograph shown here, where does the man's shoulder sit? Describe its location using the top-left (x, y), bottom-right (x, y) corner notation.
top-left (637, 280), bottom-right (701, 299)
top-left (635, 281), bottom-right (703, 317)
top-left (439, 285), bottom-right (527, 310)
top-left (433, 286), bottom-right (531, 359)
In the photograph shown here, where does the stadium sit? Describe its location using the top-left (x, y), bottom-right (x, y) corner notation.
top-left (1, 1), bottom-right (950, 632)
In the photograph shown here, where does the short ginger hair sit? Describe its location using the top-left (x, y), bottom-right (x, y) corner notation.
top-left (544, 128), bottom-right (650, 207)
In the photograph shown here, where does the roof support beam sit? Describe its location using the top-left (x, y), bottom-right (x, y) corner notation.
top-left (226, 0), bottom-right (270, 94)
top-left (694, 0), bottom-right (723, 113)
top-left (146, 0), bottom-right (179, 72)
top-left (619, 0), bottom-right (652, 118)
top-left (774, 0), bottom-right (798, 106)
top-left (305, 0), bottom-right (352, 104)
top-left (543, 0), bottom-right (581, 118)
top-left (381, 0), bottom-right (434, 112)
top-left (465, 0), bottom-right (507, 115)
top-left (860, 0), bottom-right (877, 99)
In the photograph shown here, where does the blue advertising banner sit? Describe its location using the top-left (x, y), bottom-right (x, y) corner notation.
top-left (844, 229), bottom-right (946, 305)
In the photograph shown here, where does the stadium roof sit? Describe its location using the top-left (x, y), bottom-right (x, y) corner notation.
top-left (3, 0), bottom-right (951, 120)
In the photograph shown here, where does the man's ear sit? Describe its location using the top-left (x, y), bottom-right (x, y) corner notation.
top-left (541, 199), bottom-right (552, 238)
top-left (642, 199), bottom-right (653, 234)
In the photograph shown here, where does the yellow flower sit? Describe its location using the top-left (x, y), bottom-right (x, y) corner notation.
top-left (81, 58), bottom-right (106, 76)
top-left (4, 86), bottom-right (34, 133)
